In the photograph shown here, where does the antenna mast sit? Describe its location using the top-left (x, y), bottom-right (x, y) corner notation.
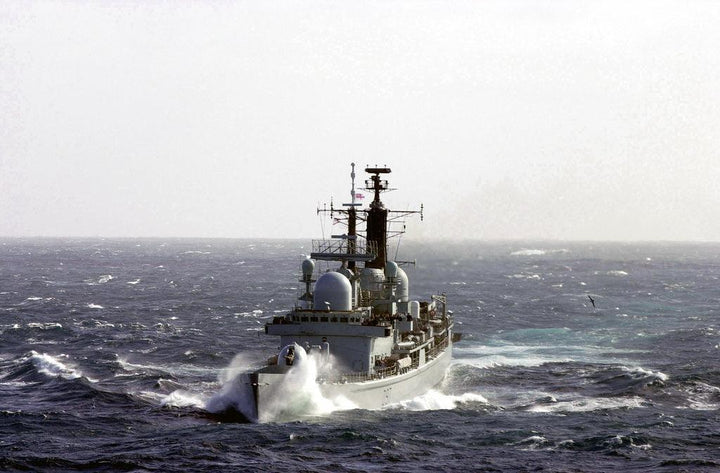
top-left (345, 163), bottom-right (359, 270)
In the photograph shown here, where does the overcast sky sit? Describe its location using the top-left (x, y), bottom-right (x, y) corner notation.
top-left (2, 1), bottom-right (719, 241)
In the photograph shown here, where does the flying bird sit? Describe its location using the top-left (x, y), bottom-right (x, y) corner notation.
top-left (587, 295), bottom-right (596, 308)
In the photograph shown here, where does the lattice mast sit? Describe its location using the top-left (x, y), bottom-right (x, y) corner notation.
top-left (313, 164), bottom-right (422, 267)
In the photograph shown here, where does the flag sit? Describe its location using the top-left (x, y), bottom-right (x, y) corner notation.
top-left (355, 193), bottom-right (365, 199)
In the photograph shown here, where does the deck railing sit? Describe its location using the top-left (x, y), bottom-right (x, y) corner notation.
top-left (310, 239), bottom-right (377, 261)
top-left (319, 331), bottom-right (451, 384)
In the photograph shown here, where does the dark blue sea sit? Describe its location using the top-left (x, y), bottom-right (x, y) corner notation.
top-left (1, 238), bottom-right (719, 472)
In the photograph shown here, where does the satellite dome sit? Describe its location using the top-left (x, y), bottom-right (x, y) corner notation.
top-left (301, 259), bottom-right (315, 278)
top-left (360, 268), bottom-right (385, 292)
top-left (313, 271), bottom-right (352, 310)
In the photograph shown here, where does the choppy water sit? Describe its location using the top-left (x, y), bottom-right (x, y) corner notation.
top-left (1, 238), bottom-right (719, 472)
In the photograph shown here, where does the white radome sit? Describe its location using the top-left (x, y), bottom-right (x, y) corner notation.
top-left (313, 271), bottom-right (352, 311)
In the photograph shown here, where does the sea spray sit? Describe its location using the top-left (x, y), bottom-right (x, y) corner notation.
top-left (205, 353), bottom-right (259, 420)
top-left (205, 344), bottom-right (356, 422)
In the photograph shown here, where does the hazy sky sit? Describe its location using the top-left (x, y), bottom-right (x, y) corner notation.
top-left (2, 1), bottom-right (719, 241)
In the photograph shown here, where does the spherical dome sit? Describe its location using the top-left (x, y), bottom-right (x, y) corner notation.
top-left (360, 268), bottom-right (385, 292)
top-left (313, 271), bottom-right (352, 310)
top-left (301, 259), bottom-right (315, 278)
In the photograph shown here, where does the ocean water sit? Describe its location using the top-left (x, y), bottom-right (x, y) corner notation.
top-left (1, 238), bottom-right (719, 472)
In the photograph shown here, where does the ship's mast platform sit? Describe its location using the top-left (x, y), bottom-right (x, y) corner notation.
top-left (310, 238), bottom-right (378, 262)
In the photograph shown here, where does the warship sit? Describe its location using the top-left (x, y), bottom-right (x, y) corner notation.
top-left (231, 164), bottom-right (454, 422)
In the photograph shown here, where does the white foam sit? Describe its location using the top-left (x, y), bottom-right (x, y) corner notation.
top-left (27, 322), bottom-right (63, 330)
top-left (455, 355), bottom-right (569, 370)
top-left (235, 311), bottom-right (264, 318)
top-left (527, 396), bottom-right (646, 413)
top-left (511, 249), bottom-right (546, 256)
top-left (161, 389), bottom-right (207, 408)
top-left (453, 344), bottom-right (574, 368)
top-left (206, 345), bottom-right (357, 422)
top-left (507, 273), bottom-right (541, 280)
top-left (87, 303), bottom-right (104, 309)
top-left (127, 279), bottom-right (141, 285)
top-left (98, 275), bottom-right (114, 284)
top-left (512, 435), bottom-right (549, 450)
top-left (28, 351), bottom-right (83, 380)
top-left (117, 357), bottom-right (215, 378)
top-left (622, 365), bottom-right (669, 382)
top-left (606, 270), bottom-right (629, 277)
top-left (681, 382), bottom-right (720, 411)
top-left (388, 390), bottom-right (488, 411)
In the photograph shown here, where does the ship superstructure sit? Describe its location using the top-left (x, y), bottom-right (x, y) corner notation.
top-left (243, 164), bottom-right (453, 422)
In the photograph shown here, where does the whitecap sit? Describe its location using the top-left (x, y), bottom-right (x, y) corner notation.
top-left (681, 382), bottom-right (720, 411)
top-left (235, 311), bottom-right (264, 318)
top-left (161, 389), bottom-right (208, 408)
top-left (606, 270), bottom-right (629, 277)
top-left (454, 355), bottom-right (571, 370)
top-left (127, 279), bottom-right (141, 285)
top-left (387, 390), bottom-right (488, 411)
top-left (527, 396), bottom-right (646, 413)
top-left (28, 351), bottom-right (83, 380)
top-left (512, 435), bottom-right (551, 450)
top-left (87, 303), bottom-right (104, 309)
top-left (510, 249), bottom-right (546, 256)
top-left (26, 322), bottom-right (63, 330)
top-left (621, 365), bottom-right (669, 382)
top-left (453, 344), bottom-right (575, 368)
top-left (507, 273), bottom-right (541, 280)
top-left (98, 275), bottom-right (114, 284)
top-left (117, 357), bottom-right (215, 378)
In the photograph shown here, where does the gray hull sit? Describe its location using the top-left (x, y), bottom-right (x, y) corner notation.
top-left (250, 345), bottom-right (452, 422)
top-left (320, 346), bottom-right (452, 409)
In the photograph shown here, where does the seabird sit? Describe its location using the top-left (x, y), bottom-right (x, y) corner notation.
top-left (588, 295), bottom-right (596, 308)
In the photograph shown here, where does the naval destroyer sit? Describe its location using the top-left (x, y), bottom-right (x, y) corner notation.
top-left (233, 164), bottom-right (454, 422)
